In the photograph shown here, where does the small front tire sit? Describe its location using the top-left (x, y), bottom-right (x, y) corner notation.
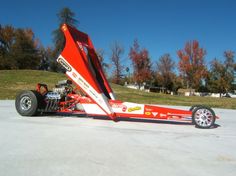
top-left (192, 106), bottom-right (216, 129)
top-left (189, 105), bottom-right (202, 112)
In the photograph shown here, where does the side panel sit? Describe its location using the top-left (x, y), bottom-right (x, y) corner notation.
top-left (110, 101), bottom-right (192, 121)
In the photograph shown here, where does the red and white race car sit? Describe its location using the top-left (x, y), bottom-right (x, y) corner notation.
top-left (15, 24), bottom-right (218, 129)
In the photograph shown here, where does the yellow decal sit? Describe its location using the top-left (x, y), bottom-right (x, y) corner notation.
top-left (145, 112), bottom-right (151, 115)
top-left (128, 106), bottom-right (141, 112)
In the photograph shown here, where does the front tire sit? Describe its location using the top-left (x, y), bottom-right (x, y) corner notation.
top-left (189, 105), bottom-right (201, 112)
top-left (192, 106), bottom-right (216, 129)
top-left (15, 90), bottom-right (43, 116)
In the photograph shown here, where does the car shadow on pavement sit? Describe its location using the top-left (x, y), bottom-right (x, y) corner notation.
top-left (93, 116), bottom-right (221, 128)
top-left (92, 116), bottom-right (192, 126)
top-left (40, 113), bottom-right (221, 128)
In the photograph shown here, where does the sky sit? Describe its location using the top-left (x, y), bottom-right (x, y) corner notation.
top-left (0, 0), bottom-right (236, 69)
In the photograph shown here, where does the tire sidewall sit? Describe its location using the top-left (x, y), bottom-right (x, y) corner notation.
top-left (192, 106), bottom-right (216, 129)
top-left (15, 90), bottom-right (39, 116)
top-left (189, 105), bottom-right (202, 112)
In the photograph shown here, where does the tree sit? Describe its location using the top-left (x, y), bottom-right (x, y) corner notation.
top-left (209, 51), bottom-right (235, 95)
top-left (177, 40), bottom-right (207, 90)
top-left (96, 48), bottom-right (110, 75)
top-left (38, 46), bottom-right (53, 71)
top-left (172, 75), bottom-right (184, 94)
top-left (0, 25), bottom-right (16, 69)
top-left (209, 58), bottom-right (229, 96)
top-left (156, 53), bottom-right (175, 93)
top-left (51, 7), bottom-right (78, 72)
top-left (0, 25), bottom-right (14, 52)
top-left (224, 50), bottom-right (235, 90)
top-left (224, 50), bottom-right (234, 68)
top-left (12, 28), bottom-right (41, 69)
top-left (53, 7), bottom-right (78, 53)
top-left (110, 42), bottom-right (124, 84)
top-left (129, 39), bottom-right (152, 87)
top-left (0, 25), bottom-right (41, 70)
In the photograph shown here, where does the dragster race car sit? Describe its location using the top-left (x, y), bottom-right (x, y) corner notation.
top-left (15, 24), bottom-right (218, 129)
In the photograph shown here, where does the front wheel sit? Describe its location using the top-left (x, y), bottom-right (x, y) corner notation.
top-left (192, 106), bottom-right (216, 129)
top-left (189, 105), bottom-right (202, 112)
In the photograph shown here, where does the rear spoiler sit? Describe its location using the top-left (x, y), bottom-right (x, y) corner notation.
top-left (57, 24), bottom-right (116, 119)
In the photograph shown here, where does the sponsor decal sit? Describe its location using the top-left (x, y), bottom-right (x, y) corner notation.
top-left (145, 112), bottom-right (151, 115)
top-left (58, 57), bottom-right (72, 72)
top-left (128, 106), bottom-right (141, 112)
top-left (78, 77), bottom-right (89, 89)
top-left (152, 112), bottom-right (158, 117)
top-left (77, 41), bottom-right (84, 51)
top-left (111, 104), bottom-right (127, 112)
top-left (89, 90), bottom-right (98, 99)
top-left (170, 116), bottom-right (181, 120)
top-left (160, 113), bottom-right (167, 117)
top-left (122, 106), bottom-right (127, 112)
top-left (72, 72), bottom-right (78, 79)
top-left (111, 103), bottom-right (123, 108)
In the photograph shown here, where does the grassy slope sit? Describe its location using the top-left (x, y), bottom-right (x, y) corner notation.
top-left (1, 70), bottom-right (236, 109)
top-left (112, 84), bottom-right (236, 109)
top-left (0, 70), bottom-right (66, 99)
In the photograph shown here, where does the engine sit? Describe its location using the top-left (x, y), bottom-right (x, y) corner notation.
top-left (44, 80), bottom-right (73, 111)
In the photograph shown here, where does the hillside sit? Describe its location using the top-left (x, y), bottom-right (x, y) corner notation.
top-left (0, 70), bottom-right (66, 99)
top-left (1, 70), bottom-right (236, 109)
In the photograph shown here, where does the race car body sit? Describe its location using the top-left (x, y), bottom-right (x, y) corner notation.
top-left (15, 24), bottom-right (218, 129)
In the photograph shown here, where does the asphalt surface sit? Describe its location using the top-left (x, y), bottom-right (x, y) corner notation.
top-left (0, 100), bottom-right (235, 176)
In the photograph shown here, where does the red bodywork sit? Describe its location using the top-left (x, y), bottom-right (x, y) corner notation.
top-left (53, 24), bottom-right (194, 122)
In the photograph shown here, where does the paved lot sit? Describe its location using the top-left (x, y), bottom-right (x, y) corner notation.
top-left (0, 100), bottom-right (235, 176)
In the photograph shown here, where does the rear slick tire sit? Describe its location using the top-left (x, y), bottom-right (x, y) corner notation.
top-left (15, 90), bottom-right (43, 116)
top-left (192, 106), bottom-right (216, 129)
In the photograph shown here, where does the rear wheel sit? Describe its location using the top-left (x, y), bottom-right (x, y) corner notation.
top-left (15, 90), bottom-right (44, 116)
top-left (192, 106), bottom-right (216, 129)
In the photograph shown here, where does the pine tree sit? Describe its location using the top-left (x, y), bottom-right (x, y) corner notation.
top-left (52, 7), bottom-right (78, 67)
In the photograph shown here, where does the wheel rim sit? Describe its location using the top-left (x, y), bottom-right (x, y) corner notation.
top-left (20, 96), bottom-right (32, 111)
top-left (194, 108), bottom-right (214, 127)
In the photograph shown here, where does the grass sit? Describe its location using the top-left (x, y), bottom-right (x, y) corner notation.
top-left (1, 70), bottom-right (236, 109)
top-left (112, 84), bottom-right (236, 109)
top-left (0, 70), bottom-right (66, 99)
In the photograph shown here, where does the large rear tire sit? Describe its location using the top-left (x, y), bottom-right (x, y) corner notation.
top-left (15, 90), bottom-right (44, 116)
top-left (192, 106), bottom-right (216, 129)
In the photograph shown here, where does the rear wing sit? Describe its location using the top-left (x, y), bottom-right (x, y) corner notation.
top-left (57, 24), bottom-right (115, 118)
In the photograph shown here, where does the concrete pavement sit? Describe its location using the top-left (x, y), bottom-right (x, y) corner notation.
top-left (0, 100), bottom-right (235, 176)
